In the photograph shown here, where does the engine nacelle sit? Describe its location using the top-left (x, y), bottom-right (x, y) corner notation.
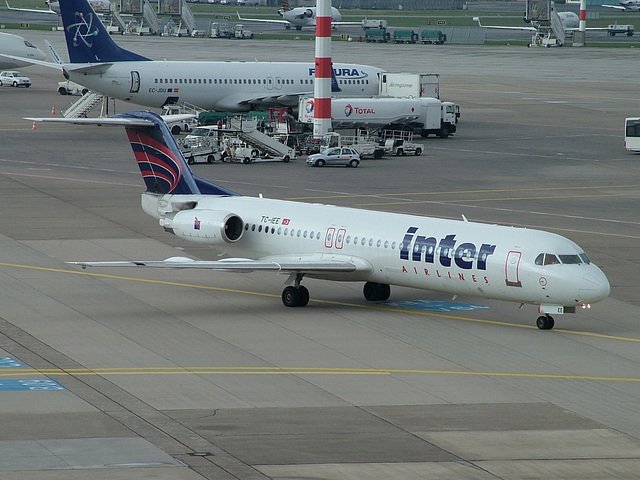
top-left (161, 209), bottom-right (244, 244)
top-left (304, 8), bottom-right (314, 17)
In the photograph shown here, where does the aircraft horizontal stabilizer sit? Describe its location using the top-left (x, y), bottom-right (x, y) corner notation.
top-left (26, 117), bottom-right (155, 127)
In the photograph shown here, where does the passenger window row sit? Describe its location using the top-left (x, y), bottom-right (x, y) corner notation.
top-left (243, 223), bottom-right (395, 249)
top-left (154, 78), bottom-right (369, 86)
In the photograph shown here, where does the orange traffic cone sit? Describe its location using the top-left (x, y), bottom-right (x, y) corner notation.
top-left (32, 121), bottom-right (36, 130)
top-left (51, 106), bottom-right (55, 115)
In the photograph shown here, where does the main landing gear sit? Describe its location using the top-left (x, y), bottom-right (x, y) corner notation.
top-left (536, 314), bottom-right (555, 330)
top-left (281, 279), bottom-right (392, 307)
top-left (282, 273), bottom-right (309, 307)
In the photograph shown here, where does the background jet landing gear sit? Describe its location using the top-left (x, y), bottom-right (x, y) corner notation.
top-left (363, 282), bottom-right (391, 302)
top-left (536, 314), bottom-right (555, 330)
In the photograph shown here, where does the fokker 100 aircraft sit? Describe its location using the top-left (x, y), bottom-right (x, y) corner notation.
top-left (14, 0), bottom-right (381, 111)
top-left (28, 111), bottom-right (610, 330)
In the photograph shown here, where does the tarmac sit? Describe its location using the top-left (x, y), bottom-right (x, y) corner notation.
top-left (1, 30), bottom-right (640, 480)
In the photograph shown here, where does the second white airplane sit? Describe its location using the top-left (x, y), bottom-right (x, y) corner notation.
top-left (20, 0), bottom-right (381, 111)
top-left (29, 111), bottom-right (610, 330)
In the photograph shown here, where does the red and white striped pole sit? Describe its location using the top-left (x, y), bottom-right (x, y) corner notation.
top-left (313, 0), bottom-right (332, 138)
top-left (579, 0), bottom-right (587, 32)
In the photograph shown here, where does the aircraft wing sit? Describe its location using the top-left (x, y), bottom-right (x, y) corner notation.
top-left (69, 255), bottom-right (371, 275)
top-left (237, 11), bottom-right (289, 25)
top-left (602, 4), bottom-right (627, 10)
top-left (472, 17), bottom-right (537, 32)
top-left (5, 0), bottom-right (57, 14)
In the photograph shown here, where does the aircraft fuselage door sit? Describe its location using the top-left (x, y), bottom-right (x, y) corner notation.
top-left (275, 76), bottom-right (282, 90)
top-left (130, 71), bottom-right (140, 93)
top-left (505, 251), bottom-right (522, 287)
top-left (267, 76), bottom-right (273, 90)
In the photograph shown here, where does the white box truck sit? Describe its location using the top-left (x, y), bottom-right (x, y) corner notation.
top-left (378, 72), bottom-right (440, 99)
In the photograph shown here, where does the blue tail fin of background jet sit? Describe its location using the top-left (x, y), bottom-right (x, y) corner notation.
top-left (118, 111), bottom-right (239, 196)
top-left (59, 0), bottom-right (151, 63)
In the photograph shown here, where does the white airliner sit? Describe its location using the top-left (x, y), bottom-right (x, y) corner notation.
top-left (5, 0), bottom-right (111, 15)
top-left (603, 0), bottom-right (640, 11)
top-left (28, 111), bottom-right (610, 330)
top-left (237, 0), bottom-right (360, 30)
top-left (14, 0), bottom-right (381, 111)
top-left (0, 32), bottom-right (46, 69)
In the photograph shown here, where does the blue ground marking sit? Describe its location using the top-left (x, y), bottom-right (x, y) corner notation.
top-left (0, 357), bottom-right (24, 368)
top-left (383, 299), bottom-right (492, 312)
top-left (0, 379), bottom-right (66, 391)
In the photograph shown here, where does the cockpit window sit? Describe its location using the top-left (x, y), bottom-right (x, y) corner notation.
top-left (559, 254), bottom-right (582, 265)
top-left (544, 254), bottom-right (560, 265)
top-left (537, 252), bottom-right (590, 266)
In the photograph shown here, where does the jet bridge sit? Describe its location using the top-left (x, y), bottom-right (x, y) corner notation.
top-left (120, 0), bottom-right (159, 35)
top-left (159, 0), bottom-right (196, 36)
top-left (526, 0), bottom-right (566, 47)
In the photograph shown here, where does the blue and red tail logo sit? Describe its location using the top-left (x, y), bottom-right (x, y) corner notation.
top-left (127, 129), bottom-right (184, 193)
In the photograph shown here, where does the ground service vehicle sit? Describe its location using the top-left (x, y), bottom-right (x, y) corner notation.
top-left (420, 30), bottom-right (447, 44)
top-left (0, 70), bottom-right (31, 87)
top-left (361, 19), bottom-right (387, 30)
top-left (299, 96), bottom-right (457, 138)
top-left (307, 147), bottom-right (361, 168)
top-left (319, 132), bottom-right (385, 159)
top-left (57, 80), bottom-right (88, 95)
top-left (625, 117), bottom-right (640, 151)
top-left (393, 29), bottom-right (418, 43)
top-left (379, 72), bottom-right (440, 99)
top-left (608, 24), bottom-right (634, 36)
top-left (365, 28), bottom-right (390, 42)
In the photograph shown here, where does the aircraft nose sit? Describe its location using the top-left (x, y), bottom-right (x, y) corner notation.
top-left (579, 269), bottom-right (610, 303)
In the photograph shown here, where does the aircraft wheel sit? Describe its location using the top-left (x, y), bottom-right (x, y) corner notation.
top-left (297, 286), bottom-right (309, 307)
top-left (282, 286), bottom-right (299, 307)
top-left (536, 315), bottom-right (555, 330)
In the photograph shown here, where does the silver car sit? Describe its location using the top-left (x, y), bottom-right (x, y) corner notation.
top-left (0, 71), bottom-right (31, 88)
top-left (307, 147), bottom-right (360, 168)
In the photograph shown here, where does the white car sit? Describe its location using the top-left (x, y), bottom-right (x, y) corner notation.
top-left (307, 147), bottom-right (361, 168)
top-left (0, 71), bottom-right (31, 88)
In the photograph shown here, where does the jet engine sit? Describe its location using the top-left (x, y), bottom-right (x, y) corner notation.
top-left (304, 8), bottom-right (314, 17)
top-left (161, 209), bottom-right (244, 244)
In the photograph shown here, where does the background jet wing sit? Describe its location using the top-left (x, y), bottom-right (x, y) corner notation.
top-left (473, 17), bottom-right (537, 31)
top-left (69, 256), bottom-right (371, 274)
top-left (602, 4), bottom-right (627, 10)
top-left (236, 11), bottom-right (288, 25)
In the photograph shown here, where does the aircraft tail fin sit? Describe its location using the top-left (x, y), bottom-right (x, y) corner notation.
top-left (58, 0), bottom-right (150, 63)
top-left (118, 111), bottom-right (238, 196)
top-left (281, 0), bottom-right (291, 12)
